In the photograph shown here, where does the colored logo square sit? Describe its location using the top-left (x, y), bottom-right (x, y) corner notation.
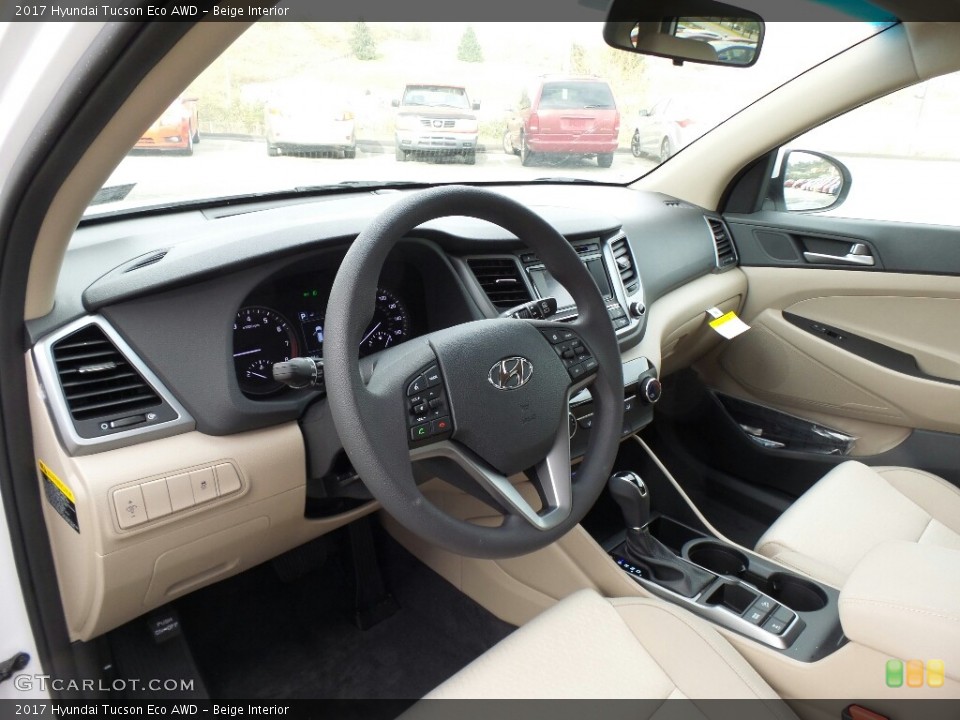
top-left (927, 660), bottom-right (944, 688)
top-left (886, 659), bottom-right (903, 688)
top-left (906, 659), bottom-right (924, 688)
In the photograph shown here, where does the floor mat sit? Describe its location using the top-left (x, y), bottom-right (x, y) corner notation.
top-left (175, 526), bottom-right (515, 700)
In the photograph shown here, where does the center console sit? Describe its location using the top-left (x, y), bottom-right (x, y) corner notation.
top-left (603, 472), bottom-right (845, 662)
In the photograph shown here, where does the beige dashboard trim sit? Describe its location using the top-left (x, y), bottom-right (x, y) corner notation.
top-left (27, 352), bottom-right (376, 640)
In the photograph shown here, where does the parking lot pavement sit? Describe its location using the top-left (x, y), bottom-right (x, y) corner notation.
top-left (101, 136), bottom-right (658, 210)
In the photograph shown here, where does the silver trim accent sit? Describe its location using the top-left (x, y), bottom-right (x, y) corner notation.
top-left (803, 243), bottom-right (875, 266)
top-left (32, 315), bottom-right (196, 456)
top-left (487, 356), bottom-right (533, 390)
top-left (409, 377), bottom-right (592, 531)
top-left (616, 565), bottom-right (804, 650)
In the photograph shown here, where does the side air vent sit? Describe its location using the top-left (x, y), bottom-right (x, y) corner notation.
top-left (610, 237), bottom-right (639, 294)
top-left (467, 257), bottom-right (532, 310)
top-left (706, 218), bottom-right (738, 270)
top-left (52, 325), bottom-right (162, 422)
top-left (123, 250), bottom-right (168, 273)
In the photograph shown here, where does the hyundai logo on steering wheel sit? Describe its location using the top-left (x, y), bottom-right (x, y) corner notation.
top-left (488, 357), bottom-right (533, 390)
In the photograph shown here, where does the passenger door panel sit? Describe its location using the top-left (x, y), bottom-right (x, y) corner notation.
top-left (693, 212), bottom-right (960, 481)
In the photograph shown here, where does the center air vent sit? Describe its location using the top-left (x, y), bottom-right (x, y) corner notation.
top-left (610, 237), bottom-right (639, 294)
top-left (467, 257), bottom-right (532, 310)
top-left (706, 218), bottom-right (738, 270)
top-left (52, 325), bottom-right (161, 423)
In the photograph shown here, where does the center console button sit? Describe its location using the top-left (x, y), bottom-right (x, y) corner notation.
top-left (762, 616), bottom-right (789, 635)
top-left (744, 600), bottom-right (772, 626)
top-left (772, 606), bottom-right (796, 625)
top-left (752, 596), bottom-right (778, 615)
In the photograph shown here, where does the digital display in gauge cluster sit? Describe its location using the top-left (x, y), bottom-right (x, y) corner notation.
top-left (233, 280), bottom-right (412, 396)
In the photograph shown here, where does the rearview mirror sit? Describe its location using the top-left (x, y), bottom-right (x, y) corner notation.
top-left (604, 0), bottom-right (764, 67)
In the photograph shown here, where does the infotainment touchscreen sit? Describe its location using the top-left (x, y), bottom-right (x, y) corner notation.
top-left (528, 256), bottom-right (613, 310)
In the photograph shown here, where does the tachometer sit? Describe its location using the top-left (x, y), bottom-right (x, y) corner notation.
top-left (359, 289), bottom-right (410, 355)
top-left (233, 307), bottom-right (299, 395)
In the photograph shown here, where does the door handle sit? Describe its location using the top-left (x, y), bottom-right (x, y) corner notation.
top-left (803, 243), bottom-right (875, 266)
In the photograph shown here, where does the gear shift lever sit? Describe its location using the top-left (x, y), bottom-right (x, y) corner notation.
top-left (607, 471), bottom-right (650, 530)
top-left (608, 471), bottom-right (713, 598)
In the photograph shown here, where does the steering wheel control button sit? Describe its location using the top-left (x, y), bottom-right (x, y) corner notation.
top-left (407, 374), bottom-right (427, 396)
top-left (140, 478), bottom-right (173, 520)
top-left (407, 362), bottom-right (453, 446)
top-left (541, 329), bottom-right (564, 344)
top-left (424, 366), bottom-right (441, 388)
top-left (568, 363), bottom-right (587, 380)
top-left (113, 485), bottom-right (148, 529)
top-left (410, 423), bottom-right (431, 441)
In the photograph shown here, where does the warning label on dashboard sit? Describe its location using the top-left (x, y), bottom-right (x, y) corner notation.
top-left (39, 459), bottom-right (79, 533)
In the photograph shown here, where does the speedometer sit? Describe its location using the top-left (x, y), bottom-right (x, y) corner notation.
top-left (359, 289), bottom-right (410, 356)
top-left (233, 307), bottom-right (299, 395)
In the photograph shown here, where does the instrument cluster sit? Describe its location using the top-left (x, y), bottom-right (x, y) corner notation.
top-left (232, 267), bottom-right (416, 397)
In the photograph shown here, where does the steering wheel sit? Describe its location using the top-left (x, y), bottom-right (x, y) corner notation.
top-left (324, 186), bottom-right (623, 559)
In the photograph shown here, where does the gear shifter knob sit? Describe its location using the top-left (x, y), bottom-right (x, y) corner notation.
top-left (608, 471), bottom-right (651, 530)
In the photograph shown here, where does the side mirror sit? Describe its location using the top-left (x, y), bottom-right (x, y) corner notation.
top-left (472, 101), bottom-right (481, 111)
top-left (604, 0), bottom-right (764, 68)
top-left (391, 99), bottom-right (400, 108)
top-left (779, 150), bottom-right (851, 212)
top-left (638, 108), bottom-right (651, 117)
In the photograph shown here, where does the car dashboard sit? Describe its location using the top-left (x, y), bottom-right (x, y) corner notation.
top-left (25, 182), bottom-right (745, 642)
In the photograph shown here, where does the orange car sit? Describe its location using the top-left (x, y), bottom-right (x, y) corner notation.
top-left (134, 96), bottom-right (199, 154)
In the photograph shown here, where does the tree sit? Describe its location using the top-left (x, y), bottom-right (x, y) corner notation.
top-left (570, 43), bottom-right (590, 74)
top-left (350, 21), bottom-right (377, 61)
top-left (457, 26), bottom-right (484, 63)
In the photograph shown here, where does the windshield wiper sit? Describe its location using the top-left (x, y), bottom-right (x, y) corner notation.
top-left (293, 180), bottom-right (426, 193)
top-left (90, 183), bottom-right (136, 206)
top-left (532, 177), bottom-right (604, 183)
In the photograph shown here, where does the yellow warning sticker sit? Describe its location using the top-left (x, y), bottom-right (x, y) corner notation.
top-left (708, 311), bottom-right (751, 340)
top-left (39, 460), bottom-right (74, 502)
top-left (39, 459), bottom-right (79, 533)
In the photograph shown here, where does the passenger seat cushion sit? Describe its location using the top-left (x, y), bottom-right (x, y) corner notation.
top-left (755, 461), bottom-right (960, 587)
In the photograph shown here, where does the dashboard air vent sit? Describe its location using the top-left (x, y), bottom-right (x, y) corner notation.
top-left (123, 250), bottom-right (168, 273)
top-left (610, 237), bottom-right (639, 294)
top-left (51, 325), bottom-right (162, 422)
top-left (467, 257), bottom-right (532, 310)
top-left (707, 218), bottom-right (738, 270)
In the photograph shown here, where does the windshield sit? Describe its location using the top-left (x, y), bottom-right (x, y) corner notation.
top-left (88, 21), bottom-right (885, 217)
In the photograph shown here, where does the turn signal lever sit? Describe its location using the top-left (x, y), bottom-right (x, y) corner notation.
top-left (273, 357), bottom-right (324, 390)
top-left (607, 471), bottom-right (713, 598)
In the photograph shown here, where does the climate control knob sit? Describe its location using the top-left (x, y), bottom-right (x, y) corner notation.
top-left (640, 377), bottom-right (662, 405)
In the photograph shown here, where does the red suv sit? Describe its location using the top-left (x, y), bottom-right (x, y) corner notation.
top-left (504, 75), bottom-right (620, 168)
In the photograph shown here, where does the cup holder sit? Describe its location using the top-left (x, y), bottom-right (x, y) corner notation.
top-left (767, 573), bottom-right (828, 612)
top-left (685, 541), bottom-right (749, 577)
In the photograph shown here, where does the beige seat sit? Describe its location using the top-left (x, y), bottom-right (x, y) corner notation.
top-left (755, 461), bottom-right (960, 587)
top-left (422, 587), bottom-right (795, 716)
